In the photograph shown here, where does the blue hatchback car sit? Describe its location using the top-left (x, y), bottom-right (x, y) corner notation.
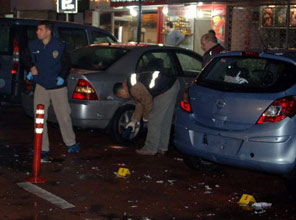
top-left (175, 51), bottom-right (296, 191)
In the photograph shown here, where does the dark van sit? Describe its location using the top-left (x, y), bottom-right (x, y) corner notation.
top-left (0, 18), bottom-right (117, 103)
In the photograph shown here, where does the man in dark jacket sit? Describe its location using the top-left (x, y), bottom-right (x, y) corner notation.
top-left (201, 31), bottom-right (225, 67)
top-left (21, 20), bottom-right (79, 160)
top-left (113, 71), bottom-right (180, 156)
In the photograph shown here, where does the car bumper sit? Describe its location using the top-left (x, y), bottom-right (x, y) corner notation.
top-left (22, 93), bottom-right (122, 130)
top-left (174, 109), bottom-right (296, 175)
top-left (69, 100), bottom-right (121, 129)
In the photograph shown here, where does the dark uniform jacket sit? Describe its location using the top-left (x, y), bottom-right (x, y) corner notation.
top-left (202, 43), bottom-right (225, 67)
top-left (127, 71), bottom-right (176, 121)
top-left (21, 36), bottom-right (71, 89)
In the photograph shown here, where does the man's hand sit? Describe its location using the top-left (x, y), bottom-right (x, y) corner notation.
top-left (126, 121), bottom-right (137, 132)
top-left (30, 66), bottom-right (38, 75)
top-left (56, 76), bottom-right (64, 86)
top-left (26, 72), bottom-right (33, 81)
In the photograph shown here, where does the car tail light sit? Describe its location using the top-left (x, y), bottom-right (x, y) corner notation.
top-left (257, 96), bottom-right (296, 124)
top-left (242, 51), bottom-right (259, 57)
top-left (11, 39), bottom-right (19, 75)
top-left (72, 79), bottom-right (98, 100)
top-left (180, 87), bottom-right (192, 113)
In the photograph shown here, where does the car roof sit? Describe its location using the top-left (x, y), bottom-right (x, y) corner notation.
top-left (87, 42), bottom-right (197, 52)
top-left (214, 50), bottom-right (296, 64)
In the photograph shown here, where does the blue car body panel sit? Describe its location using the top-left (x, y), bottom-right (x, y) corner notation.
top-left (175, 50), bottom-right (296, 175)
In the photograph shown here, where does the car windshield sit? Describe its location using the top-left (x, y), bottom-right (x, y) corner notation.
top-left (196, 56), bottom-right (296, 93)
top-left (0, 26), bottom-right (11, 54)
top-left (71, 47), bottom-right (129, 71)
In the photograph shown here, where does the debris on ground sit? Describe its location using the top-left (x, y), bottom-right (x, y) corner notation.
top-left (252, 202), bottom-right (272, 214)
top-left (144, 174), bottom-right (152, 179)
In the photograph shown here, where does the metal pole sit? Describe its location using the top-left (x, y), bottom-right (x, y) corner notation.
top-left (285, 0), bottom-right (290, 49)
top-left (137, 0), bottom-right (142, 43)
top-left (66, 13), bottom-right (69, 22)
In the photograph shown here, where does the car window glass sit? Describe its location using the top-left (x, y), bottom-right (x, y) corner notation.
top-left (176, 52), bottom-right (202, 77)
top-left (26, 26), bottom-right (37, 42)
top-left (58, 27), bottom-right (88, 51)
top-left (136, 51), bottom-right (176, 76)
top-left (71, 47), bottom-right (129, 71)
top-left (0, 26), bottom-right (11, 54)
top-left (198, 56), bottom-right (296, 93)
top-left (90, 31), bottom-right (115, 44)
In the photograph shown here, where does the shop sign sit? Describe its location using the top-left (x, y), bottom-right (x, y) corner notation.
top-left (167, 6), bottom-right (188, 17)
top-left (57, 0), bottom-right (78, 13)
top-left (110, 0), bottom-right (165, 7)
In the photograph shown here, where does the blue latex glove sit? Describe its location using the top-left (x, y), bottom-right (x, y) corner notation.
top-left (26, 72), bottom-right (33, 81)
top-left (56, 76), bottom-right (64, 86)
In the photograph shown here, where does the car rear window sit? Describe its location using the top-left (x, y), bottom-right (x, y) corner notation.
top-left (71, 47), bottom-right (129, 71)
top-left (197, 56), bottom-right (296, 93)
top-left (90, 31), bottom-right (115, 44)
top-left (0, 26), bottom-right (12, 54)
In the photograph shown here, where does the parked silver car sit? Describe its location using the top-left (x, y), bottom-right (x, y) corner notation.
top-left (22, 43), bottom-right (202, 142)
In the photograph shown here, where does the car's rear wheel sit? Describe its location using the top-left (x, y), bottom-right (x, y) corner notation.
top-left (183, 155), bottom-right (221, 172)
top-left (111, 105), bottom-right (142, 144)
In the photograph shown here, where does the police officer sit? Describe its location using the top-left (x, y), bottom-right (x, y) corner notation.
top-left (21, 20), bottom-right (79, 160)
top-left (113, 70), bottom-right (180, 156)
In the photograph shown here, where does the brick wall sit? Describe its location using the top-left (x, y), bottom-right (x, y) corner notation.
top-left (230, 6), bottom-right (262, 50)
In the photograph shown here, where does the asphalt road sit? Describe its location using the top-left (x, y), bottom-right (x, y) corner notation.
top-left (0, 105), bottom-right (295, 220)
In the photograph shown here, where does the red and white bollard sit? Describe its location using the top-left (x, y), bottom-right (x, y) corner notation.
top-left (26, 104), bottom-right (47, 183)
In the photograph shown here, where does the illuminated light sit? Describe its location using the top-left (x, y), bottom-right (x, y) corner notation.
top-left (128, 6), bottom-right (138, 17)
top-left (197, 9), bottom-right (204, 18)
top-left (197, 2), bottom-right (203, 6)
top-left (35, 128), bottom-right (43, 134)
top-left (162, 7), bottom-right (168, 15)
top-left (72, 79), bottom-right (98, 100)
top-left (149, 71), bottom-right (160, 89)
top-left (181, 100), bottom-right (191, 112)
top-left (130, 73), bottom-right (137, 86)
top-left (242, 51), bottom-right (259, 57)
top-left (257, 96), bottom-right (296, 124)
top-left (36, 109), bottom-right (45, 114)
top-left (186, 5), bottom-right (197, 19)
top-left (35, 118), bottom-right (44, 124)
top-left (180, 88), bottom-right (192, 113)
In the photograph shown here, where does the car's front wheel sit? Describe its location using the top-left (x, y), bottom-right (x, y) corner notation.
top-left (111, 105), bottom-right (142, 144)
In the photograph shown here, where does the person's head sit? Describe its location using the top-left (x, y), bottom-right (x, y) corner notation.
top-left (165, 22), bottom-right (173, 31)
top-left (208, 29), bottom-right (216, 38)
top-left (36, 20), bottom-right (53, 42)
top-left (201, 33), bottom-right (218, 52)
top-left (113, 82), bottom-right (130, 99)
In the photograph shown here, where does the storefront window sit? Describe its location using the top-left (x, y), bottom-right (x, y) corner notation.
top-left (259, 5), bottom-right (296, 49)
top-left (161, 4), bottom-right (226, 54)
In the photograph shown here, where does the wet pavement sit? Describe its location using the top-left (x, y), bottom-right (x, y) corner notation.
top-left (0, 106), bottom-right (296, 220)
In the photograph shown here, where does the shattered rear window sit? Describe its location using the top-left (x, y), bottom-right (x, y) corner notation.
top-left (196, 56), bottom-right (296, 93)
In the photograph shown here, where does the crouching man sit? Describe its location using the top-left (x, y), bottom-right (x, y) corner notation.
top-left (113, 71), bottom-right (180, 156)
